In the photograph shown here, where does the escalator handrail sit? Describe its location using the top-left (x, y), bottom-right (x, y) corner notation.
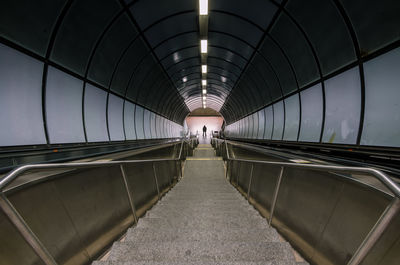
top-left (218, 139), bottom-right (400, 198)
top-left (0, 140), bottom-right (186, 192)
top-left (0, 140), bottom-right (188, 265)
top-left (215, 138), bottom-right (400, 265)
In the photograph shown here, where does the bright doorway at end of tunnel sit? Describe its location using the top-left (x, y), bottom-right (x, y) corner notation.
top-left (185, 108), bottom-right (224, 141)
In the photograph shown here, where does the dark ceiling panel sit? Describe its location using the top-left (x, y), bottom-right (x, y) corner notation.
top-left (208, 32), bottom-right (254, 59)
top-left (0, 0), bottom-right (66, 56)
top-left (209, 0), bottom-right (277, 29)
top-left (271, 13), bottom-right (319, 88)
top-left (208, 46), bottom-right (247, 69)
top-left (259, 36), bottom-right (298, 95)
top-left (51, 0), bottom-right (122, 75)
top-left (286, 0), bottom-right (356, 75)
top-left (154, 32), bottom-right (198, 59)
top-left (161, 46), bottom-right (200, 69)
top-left (110, 38), bottom-right (150, 96)
top-left (130, 0), bottom-right (196, 30)
top-left (144, 12), bottom-right (197, 47)
top-left (209, 11), bottom-right (264, 47)
top-left (88, 14), bottom-right (138, 87)
top-left (338, 0), bottom-right (400, 55)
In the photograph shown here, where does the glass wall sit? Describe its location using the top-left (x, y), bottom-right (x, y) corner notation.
top-left (283, 95), bottom-right (300, 141)
top-left (124, 101), bottom-right (137, 140)
top-left (362, 48), bottom-right (400, 147)
top-left (84, 84), bottom-right (109, 142)
top-left (0, 44), bottom-right (46, 146)
top-left (46, 66), bottom-right (85, 144)
top-left (322, 67), bottom-right (361, 144)
top-left (108, 94), bottom-right (125, 141)
top-left (272, 101), bottom-right (284, 140)
top-left (299, 84), bottom-right (323, 142)
top-left (226, 52), bottom-right (399, 150)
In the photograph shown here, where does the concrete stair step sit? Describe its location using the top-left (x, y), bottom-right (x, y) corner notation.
top-left (136, 217), bottom-right (269, 230)
top-left (108, 241), bottom-right (296, 263)
top-left (126, 227), bottom-right (280, 243)
top-left (144, 208), bottom-right (264, 221)
top-left (94, 260), bottom-right (296, 265)
top-left (148, 206), bottom-right (260, 217)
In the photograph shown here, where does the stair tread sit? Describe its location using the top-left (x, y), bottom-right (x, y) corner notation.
top-left (108, 241), bottom-right (296, 262)
top-left (126, 227), bottom-right (280, 242)
top-left (94, 261), bottom-right (297, 265)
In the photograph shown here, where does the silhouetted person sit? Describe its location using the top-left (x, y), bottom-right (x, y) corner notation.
top-left (202, 125), bottom-right (207, 137)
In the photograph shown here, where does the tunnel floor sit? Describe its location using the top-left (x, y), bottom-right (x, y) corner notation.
top-left (94, 145), bottom-right (306, 265)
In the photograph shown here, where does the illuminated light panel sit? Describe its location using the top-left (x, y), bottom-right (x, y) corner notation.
top-left (202, 79), bottom-right (207, 86)
top-left (221, 76), bottom-right (227, 83)
top-left (182, 77), bottom-right (187, 83)
top-left (203, 96), bottom-right (207, 100)
top-left (201, 39), bottom-right (208, 53)
top-left (199, 0), bottom-right (208, 15)
top-left (202, 89), bottom-right (207, 94)
top-left (202, 65), bottom-right (207, 73)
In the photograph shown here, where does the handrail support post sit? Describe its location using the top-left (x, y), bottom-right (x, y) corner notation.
top-left (269, 166), bottom-right (284, 227)
top-left (247, 163), bottom-right (254, 199)
top-left (152, 162), bottom-right (160, 199)
top-left (119, 164), bottom-right (138, 224)
top-left (347, 198), bottom-right (400, 265)
top-left (0, 193), bottom-right (58, 265)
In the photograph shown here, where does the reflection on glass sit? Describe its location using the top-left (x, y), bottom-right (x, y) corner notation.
top-left (283, 95), bottom-right (300, 141)
top-left (322, 67), bottom-right (361, 144)
top-left (84, 84), bottom-right (109, 142)
top-left (108, 94), bottom-right (124, 141)
top-left (272, 101), bottom-right (284, 140)
top-left (124, 101), bottom-right (136, 140)
top-left (0, 44), bottom-right (46, 146)
top-left (362, 48), bottom-right (400, 147)
top-left (299, 84), bottom-right (323, 142)
top-left (46, 66), bottom-right (85, 144)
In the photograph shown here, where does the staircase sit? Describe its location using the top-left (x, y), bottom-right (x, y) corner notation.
top-left (93, 143), bottom-right (307, 265)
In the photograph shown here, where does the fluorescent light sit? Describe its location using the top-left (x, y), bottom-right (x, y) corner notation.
top-left (202, 79), bottom-right (207, 86)
top-left (221, 76), bottom-right (227, 83)
top-left (199, 0), bottom-right (208, 15)
top-left (201, 39), bottom-right (207, 53)
top-left (202, 89), bottom-right (207, 94)
top-left (202, 65), bottom-right (207, 73)
top-left (182, 77), bottom-right (187, 83)
top-left (203, 96), bottom-right (207, 100)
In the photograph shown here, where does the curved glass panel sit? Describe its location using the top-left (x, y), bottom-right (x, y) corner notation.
top-left (84, 84), bottom-right (108, 142)
top-left (283, 94), bottom-right (300, 141)
top-left (322, 67), bottom-right (361, 144)
top-left (150, 112), bottom-right (156, 139)
top-left (46, 66), bottom-right (85, 144)
top-left (257, 110), bottom-right (265, 139)
top-left (272, 101), bottom-right (284, 140)
top-left (124, 101), bottom-right (136, 140)
top-left (264, 106), bottom-right (274, 140)
top-left (135, 105), bottom-right (145, 139)
top-left (0, 44), bottom-right (46, 146)
top-left (362, 48), bottom-right (400, 147)
top-left (299, 84), bottom-right (323, 142)
top-left (143, 109), bottom-right (151, 139)
top-left (108, 94), bottom-right (124, 141)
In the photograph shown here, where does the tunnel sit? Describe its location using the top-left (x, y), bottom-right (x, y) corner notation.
top-left (0, 0), bottom-right (399, 264)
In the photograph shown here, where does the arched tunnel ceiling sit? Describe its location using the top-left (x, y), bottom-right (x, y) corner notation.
top-left (0, 0), bottom-right (399, 125)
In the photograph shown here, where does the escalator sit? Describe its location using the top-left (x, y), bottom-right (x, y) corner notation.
top-left (94, 143), bottom-right (306, 264)
top-left (1, 139), bottom-right (399, 265)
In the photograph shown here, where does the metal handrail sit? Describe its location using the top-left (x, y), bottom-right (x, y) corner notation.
top-left (0, 140), bottom-right (188, 265)
top-left (217, 139), bottom-right (400, 265)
